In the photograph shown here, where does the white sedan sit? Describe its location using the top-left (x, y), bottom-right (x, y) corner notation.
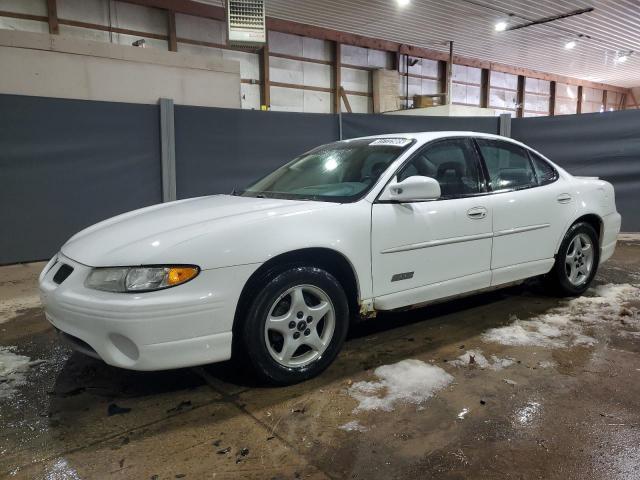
top-left (39, 131), bottom-right (621, 384)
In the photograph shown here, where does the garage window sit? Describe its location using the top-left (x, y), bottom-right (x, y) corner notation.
top-left (476, 139), bottom-right (537, 191)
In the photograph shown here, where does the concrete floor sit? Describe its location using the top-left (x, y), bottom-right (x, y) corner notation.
top-left (1, 237), bottom-right (640, 480)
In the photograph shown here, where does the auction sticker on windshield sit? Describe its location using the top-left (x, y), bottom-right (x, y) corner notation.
top-left (369, 138), bottom-right (413, 147)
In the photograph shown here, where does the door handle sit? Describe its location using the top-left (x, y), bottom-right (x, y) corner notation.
top-left (557, 193), bottom-right (572, 204)
top-left (467, 206), bottom-right (487, 219)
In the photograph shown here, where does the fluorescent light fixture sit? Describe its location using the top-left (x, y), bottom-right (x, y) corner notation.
top-left (495, 21), bottom-right (507, 31)
top-left (616, 50), bottom-right (633, 63)
top-left (564, 40), bottom-right (576, 50)
top-left (397, 0), bottom-right (410, 6)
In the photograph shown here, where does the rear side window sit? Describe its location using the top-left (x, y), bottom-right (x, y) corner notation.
top-left (529, 152), bottom-right (559, 185)
top-left (398, 138), bottom-right (484, 198)
top-left (476, 139), bottom-right (537, 191)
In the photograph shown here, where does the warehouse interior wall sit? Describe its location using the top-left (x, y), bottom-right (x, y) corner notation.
top-left (0, 29), bottom-right (241, 107)
top-left (0, 0), bottom-right (629, 116)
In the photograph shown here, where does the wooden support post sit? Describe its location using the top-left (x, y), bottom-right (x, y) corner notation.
top-left (437, 60), bottom-right (447, 101)
top-left (577, 85), bottom-right (584, 113)
top-left (333, 42), bottom-right (341, 113)
top-left (168, 10), bottom-right (177, 51)
top-left (480, 68), bottom-right (490, 108)
top-left (629, 90), bottom-right (639, 109)
top-left (259, 42), bottom-right (270, 109)
top-left (549, 80), bottom-right (556, 116)
top-left (516, 75), bottom-right (525, 117)
top-left (339, 87), bottom-right (352, 113)
top-left (46, 0), bottom-right (59, 34)
top-left (602, 89), bottom-right (608, 112)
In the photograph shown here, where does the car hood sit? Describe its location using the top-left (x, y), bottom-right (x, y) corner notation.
top-left (61, 195), bottom-right (337, 267)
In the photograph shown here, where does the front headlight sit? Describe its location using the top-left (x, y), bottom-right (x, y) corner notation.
top-left (85, 265), bottom-right (199, 293)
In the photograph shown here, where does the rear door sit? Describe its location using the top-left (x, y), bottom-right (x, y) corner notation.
top-left (475, 139), bottom-right (577, 278)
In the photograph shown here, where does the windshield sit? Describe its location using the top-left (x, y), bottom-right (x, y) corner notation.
top-left (239, 138), bottom-right (414, 202)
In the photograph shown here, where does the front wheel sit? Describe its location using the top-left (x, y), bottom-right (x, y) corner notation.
top-left (239, 266), bottom-right (349, 385)
top-left (545, 222), bottom-right (599, 296)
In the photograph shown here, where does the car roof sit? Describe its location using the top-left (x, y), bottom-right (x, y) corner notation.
top-left (346, 131), bottom-right (511, 143)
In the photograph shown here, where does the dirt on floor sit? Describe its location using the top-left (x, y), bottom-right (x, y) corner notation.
top-left (1, 237), bottom-right (640, 480)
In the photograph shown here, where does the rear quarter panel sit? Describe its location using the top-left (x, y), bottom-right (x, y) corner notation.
top-left (558, 177), bottom-right (619, 252)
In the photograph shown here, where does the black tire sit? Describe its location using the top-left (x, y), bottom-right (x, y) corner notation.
top-left (238, 266), bottom-right (349, 385)
top-left (545, 222), bottom-right (599, 296)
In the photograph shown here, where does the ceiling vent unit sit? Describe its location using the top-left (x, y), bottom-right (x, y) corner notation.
top-left (227, 0), bottom-right (266, 46)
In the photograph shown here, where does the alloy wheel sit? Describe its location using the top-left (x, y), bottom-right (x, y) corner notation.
top-left (264, 284), bottom-right (336, 368)
top-left (565, 233), bottom-right (594, 286)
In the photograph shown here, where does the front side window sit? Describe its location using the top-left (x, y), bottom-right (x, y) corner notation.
top-left (476, 139), bottom-right (537, 191)
top-left (529, 151), bottom-right (559, 185)
top-left (397, 138), bottom-right (484, 198)
top-left (240, 138), bottom-right (414, 202)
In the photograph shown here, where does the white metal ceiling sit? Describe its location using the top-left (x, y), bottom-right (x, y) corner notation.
top-left (256, 0), bottom-right (640, 87)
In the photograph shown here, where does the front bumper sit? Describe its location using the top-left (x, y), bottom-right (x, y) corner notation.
top-left (39, 254), bottom-right (258, 370)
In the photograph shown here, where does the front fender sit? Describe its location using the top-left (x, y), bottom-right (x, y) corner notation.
top-left (159, 201), bottom-right (374, 299)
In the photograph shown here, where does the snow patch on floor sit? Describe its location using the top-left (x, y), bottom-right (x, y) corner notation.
top-left (348, 359), bottom-right (453, 412)
top-left (339, 420), bottom-right (368, 432)
top-left (0, 293), bottom-right (41, 324)
top-left (0, 346), bottom-right (40, 399)
top-left (450, 349), bottom-right (515, 370)
top-left (537, 360), bottom-right (557, 369)
top-left (42, 458), bottom-right (82, 480)
top-left (482, 283), bottom-right (639, 349)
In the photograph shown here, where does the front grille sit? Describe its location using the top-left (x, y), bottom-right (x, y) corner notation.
top-left (53, 264), bottom-right (74, 284)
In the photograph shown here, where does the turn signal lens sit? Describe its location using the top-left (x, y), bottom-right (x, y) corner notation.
top-left (167, 267), bottom-right (199, 286)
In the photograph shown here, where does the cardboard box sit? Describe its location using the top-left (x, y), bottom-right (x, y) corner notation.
top-left (413, 95), bottom-right (443, 108)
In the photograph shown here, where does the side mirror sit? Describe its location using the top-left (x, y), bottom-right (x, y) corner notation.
top-left (380, 175), bottom-right (441, 202)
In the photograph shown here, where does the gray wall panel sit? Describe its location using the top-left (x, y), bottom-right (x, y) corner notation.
top-left (511, 110), bottom-right (640, 232)
top-left (174, 107), bottom-right (339, 199)
top-left (2, 96), bottom-right (638, 265)
top-left (342, 113), bottom-right (500, 139)
top-left (0, 94), bottom-right (162, 264)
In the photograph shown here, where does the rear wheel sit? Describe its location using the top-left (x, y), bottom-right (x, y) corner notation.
top-left (545, 222), bottom-right (599, 296)
top-left (239, 266), bottom-right (349, 385)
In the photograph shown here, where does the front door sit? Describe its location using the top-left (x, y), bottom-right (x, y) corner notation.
top-left (371, 138), bottom-right (493, 310)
